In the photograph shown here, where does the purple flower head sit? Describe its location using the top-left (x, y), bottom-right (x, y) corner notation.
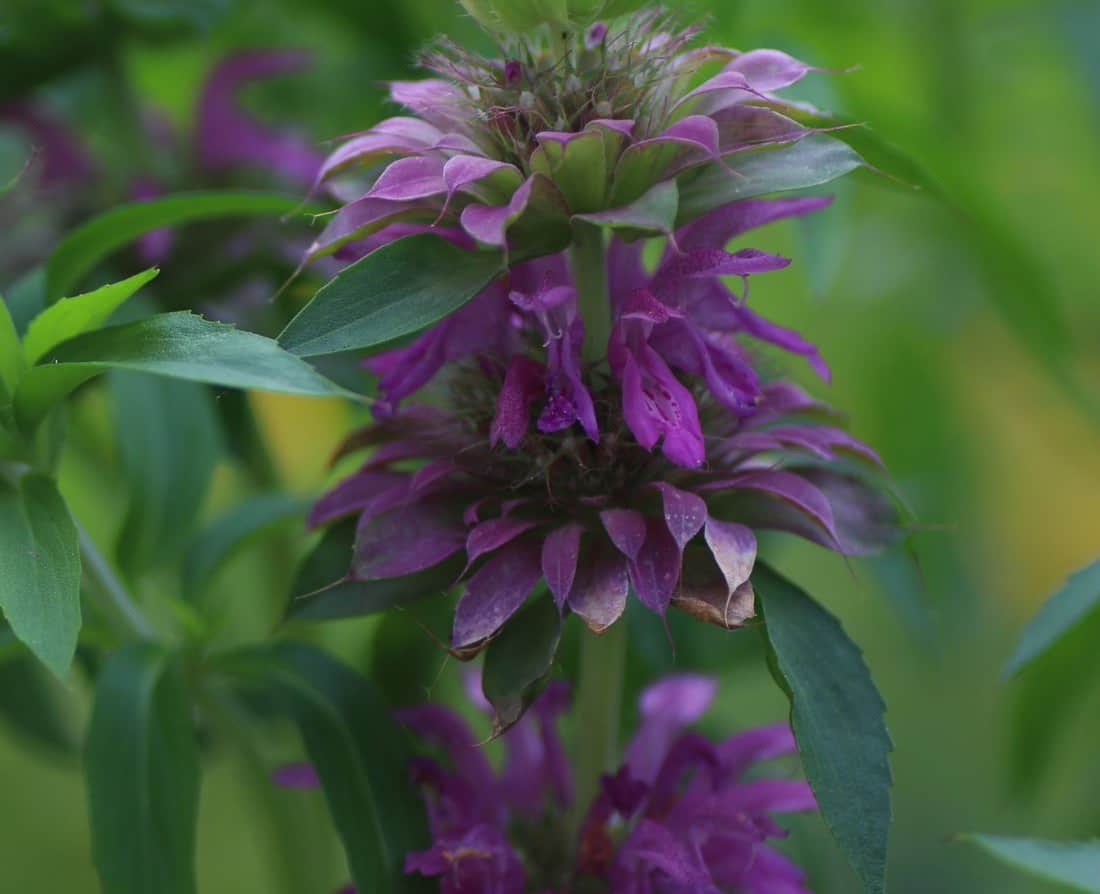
top-left (304, 8), bottom-right (841, 263)
top-left (313, 343), bottom-right (899, 652)
top-left (279, 675), bottom-right (815, 893)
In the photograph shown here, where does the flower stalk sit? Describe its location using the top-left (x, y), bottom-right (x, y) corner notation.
top-left (572, 619), bottom-right (628, 833)
top-left (570, 219), bottom-right (611, 364)
top-left (76, 522), bottom-right (154, 639)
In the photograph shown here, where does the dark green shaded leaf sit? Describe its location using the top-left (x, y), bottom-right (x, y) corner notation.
top-left (23, 268), bottom-right (158, 365)
top-left (222, 641), bottom-right (430, 893)
top-left (45, 191), bottom-right (309, 301)
top-left (183, 493), bottom-right (308, 597)
top-left (963, 835), bottom-right (1100, 892)
top-left (288, 520), bottom-right (461, 621)
top-left (676, 135), bottom-right (865, 226)
top-left (1004, 557), bottom-right (1100, 677)
top-left (110, 373), bottom-right (223, 575)
top-left (574, 180), bottom-right (679, 241)
top-left (756, 564), bottom-right (892, 894)
top-left (16, 311), bottom-right (351, 429)
top-left (482, 592), bottom-right (561, 734)
top-left (0, 648), bottom-right (78, 755)
top-left (85, 643), bottom-right (200, 894)
top-left (0, 295), bottom-right (22, 395)
top-left (107, 0), bottom-right (235, 32)
top-left (0, 473), bottom-right (80, 678)
top-left (279, 234), bottom-right (505, 357)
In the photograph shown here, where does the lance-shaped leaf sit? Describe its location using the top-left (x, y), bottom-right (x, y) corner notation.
top-left (15, 311), bottom-right (351, 429)
top-left (45, 190), bottom-right (311, 301)
top-left (963, 835), bottom-right (1100, 893)
top-left (756, 564), bottom-right (892, 894)
top-left (676, 134), bottom-right (865, 225)
top-left (0, 473), bottom-right (80, 679)
top-left (85, 643), bottom-right (200, 894)
top-left (482, 592), bottom-right (562, 734)
top-left (23, 268), bottom-right (158, 365)
top-left (279, 234), bottom-right (505, 357)
top-left (221, 641), bottom-right (430, 894)
top-left (1004, 557), bottom-right (1100, 677)
top-left (574, 180), bottom-right (679, 242)
top-left (0, 296), bottom-right (22, 395)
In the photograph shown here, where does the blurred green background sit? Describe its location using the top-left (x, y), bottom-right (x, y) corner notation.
top-left (2, 0), bottom-right (1099, 891)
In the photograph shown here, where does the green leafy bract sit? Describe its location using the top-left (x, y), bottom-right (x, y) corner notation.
top-left (279, 234), bottom-right (505, 358)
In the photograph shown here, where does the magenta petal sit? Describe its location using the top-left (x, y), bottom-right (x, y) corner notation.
top-left (366, 155), bottom-right (447, 201)
top-left (725, 48), bottom-right (816, 92)
top-left (314, 131), bottom-right (432, 188)
top-left (625, 674), bottom-right (717, 784)
top-left (629, 517), bottom-right (681, 614)
top-left (354, 501), bottom-right (465, 578)
top-left (308, 468), bottom-right (406, 527)
top-left (600, 508), bottom-right (647, 562)
top-left (196, 50), bottom-right (322, 184)
top-left (652, 482), bottom-right (707, 552)
top-left (728, 302), bottom-right (829, 380)
top-left (272, 763), bottom-right (319, 788)
top-left (307, 196), bottom-right (436, 259)
top-left (568, 541), bottom-right (630, 633)
top-left (453, 541), bottom-right (543, 647)
top-left (466, 516), bottom-right (539, 567)
top-left (701, 469), bottom-right (840, 547)
top-left (730, 779), bottom-right (818, 814)
top-left (703, 516), bottom-right (757, 595)
top-left (675, 195), bottom-right (834, 251)
top-left (541, 523), bottom-right (583, 610)
top-left (395, 703), bottom-right (497, 798)
top-left (656, 247), bottom-right (790, 281)
top-left (491, 355), bottom-right (546, 448)
top-left (717, 724), bottom-right (797, 780)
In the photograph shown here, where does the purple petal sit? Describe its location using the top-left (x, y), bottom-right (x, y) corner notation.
top-left (541, 523), bottom-right (583, 610)
top-left (610, 819), bottom-right (720, 893)
top-left (652, 482), bottom-right (707, 552)
top-left (717, 724), bottom-right (797, 780)
top-left (656, 247), bottom-right (790, 282)
top-left (629, 517), bottom-right (682, 614)
top-left (443, 154), bottom-right (521, 203)
top-left (568, 541), bottom-right (630, 633)
top-left (453, 541), bottom-right (543, 647)
top-left (388, 79), bottom-right (469, 130)
top-left (625, 674), bottom-right (717, 784)
top-left (308, 468), bottom-right (407, 528)
top-left (314, 129), bottom-right (435, 188)
top-left (728, 303), bottom-right (829, 380)
top-left (490, 355), bottom-right (546, 449)
top-left (703, 516), bottom-right (757, 596)
top-left (728, 779), bottom-right (818, 814)
top-left (675, 195), bottom-right (834, 251)
top-left (713, 104), bottom-right (807, 155)
top-left (196, 50), bottom-right (322, 184)
top-left (366, 155), bottom-right (446, 201)
top-left (466, 516), bottom-right (539, 568)
top-left (354, 501), bottom-right (465, 578)
top-left (1, 102), bottom-right (96, 185)
top-left (725, 48), bottom-right (817, 93)
top-left (674, 70), bottom-right (769, 117)
top-left (307, 196), bottom-right (437, 259)
top-left (600, 508), bottom-right (647, 562)
top-left (395, 704), bottom-right (497, 799)
top-left (272, 763), bottom-right (319, 788)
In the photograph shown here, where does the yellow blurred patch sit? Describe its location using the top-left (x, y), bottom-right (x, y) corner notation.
top-left (956, 319), bottom-right (1100, 617)
top-left (248, 391), bottom-right (353, 491)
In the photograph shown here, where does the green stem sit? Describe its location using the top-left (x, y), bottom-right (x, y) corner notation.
top-left (572, 621), bottom-right (628, 831)
top-left (570, 220), bottom-right (611, 365)
top-left (76, 522), bottom-right (155, 639)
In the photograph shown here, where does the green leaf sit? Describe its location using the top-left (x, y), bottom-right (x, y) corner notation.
top-left (288, 519), bottom-right (461, 621)
top-left (15, 311), bottom-right (351, 429)
top-left (963, 835), bottom-right (1100, 893)
top-left (45, 190), bottom-right (309, 302)
top-left (109, 372), bottom-right (223, 574)
top-left (0, 648), bottom-right (79, 755)
top-left (222, 641), bottom-right (430, 893)
top-left (574, 180), bottom-right (679, 241)
top-left (676, 135), bottom-right (866, 226)
top-left (107, 0), bottom-right (235, 32)
top-left (0, 473), bottom-right (81, 679)
top-left (1004, 557), bottom-right (1100, 677)
top-left (279, 234), bottom-right (505, 358)
top-left (85, 643), bottom-right (200, 894)
top-left (756, 564), bottom-right (892, 894)
top-left (184, 493), bottom-right (308, 598)
top-left (777, 108), bottom-right (943, 196)
top-left (482, 592), bottom-right (561, 734)
top-left (0, 295), bottom-right (23, 395)
top-left (23, 268), bottom-right (159, 365)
